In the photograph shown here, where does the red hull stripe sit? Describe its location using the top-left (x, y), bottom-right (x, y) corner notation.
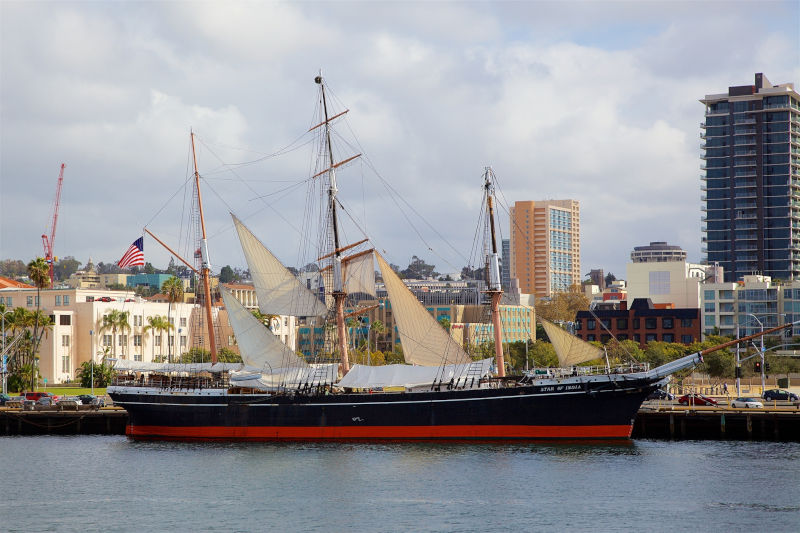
top-left (127, 424), bottom-right (633, 440)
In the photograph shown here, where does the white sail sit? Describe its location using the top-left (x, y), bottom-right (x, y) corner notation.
top-left (540, 318), bottom-right (603, 367)
top-left (221, 287), bottom-right (308, 370)
top-left (343, 250), bottom-right (376, 297)
top-left (376, 252), bottom-right (471, 366)
top-left (232, 214), bottom-right (328, 317)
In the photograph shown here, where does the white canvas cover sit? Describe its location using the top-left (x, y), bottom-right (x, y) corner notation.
top-left (110, 360), bottom-right (252, 373)
top-left (540, 318), bottom-right (603, 367)
top-left (337, 358), bottom-right (492, 389)
top-left (376, 253), bottom-right (471, 366)
top-left (229, 363), bottom-right (339, 390)
top-left (221, 287), bottom-right (308, 370)
top-left (343, 251), bottom-right (376, 297)
top-left (232, 214), bottom-right (328, 317)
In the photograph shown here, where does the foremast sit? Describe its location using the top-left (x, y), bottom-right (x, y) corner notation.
top-left (315, 74), bottom-right (350, 374)
top-left (484, 168), bottom-right (506, 377)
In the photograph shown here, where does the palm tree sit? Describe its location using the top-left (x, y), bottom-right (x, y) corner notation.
top-left (144, 315), bottom-right (172, 362)
top-left (370, 320), bottom-right (386, 354)
top-left (27, 257), bottom-right (49, 389)
top-left (346, 318), bottom-right (359, 352)
top-left (99, 309), bottom-right (131, 359)
top-left (161, 276), bottom-right (184, 363)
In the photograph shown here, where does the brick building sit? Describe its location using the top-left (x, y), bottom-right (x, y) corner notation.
top-left (574, 298), bottom-right (700, 347)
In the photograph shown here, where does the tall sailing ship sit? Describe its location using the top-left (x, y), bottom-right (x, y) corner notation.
top-left (107, 75), bottom-right (784, 441)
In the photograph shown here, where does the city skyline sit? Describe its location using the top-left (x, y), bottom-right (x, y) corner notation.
top-left (1, 2), bottom-right (798, 280)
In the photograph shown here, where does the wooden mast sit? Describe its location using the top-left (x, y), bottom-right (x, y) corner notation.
top-left (315, 74), bottom-right (350, 374)
top-left (485, 168), bottom-right (506, 377)
top-left (190, 132), bottom-right (218, 364)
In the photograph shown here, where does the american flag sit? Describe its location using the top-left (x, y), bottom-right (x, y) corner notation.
top-left (117, 237), bottom-right (145, 268)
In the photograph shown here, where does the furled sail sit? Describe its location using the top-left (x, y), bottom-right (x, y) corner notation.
top-left (232, 214), bottom-right (328, 317)
top-left (221, 287), bottom-right (308, 370)
top-left (342, 249), bottom-right (376, 297)
top-left (337, 359), bottom-right (492, 389)
top-left (375, 252), bottom-right (471, 366)
top-left (540, 318), bottom-right (603, 367)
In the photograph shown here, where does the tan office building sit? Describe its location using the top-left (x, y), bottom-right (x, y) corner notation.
top-left (510, 199), bottom-right (581, 298)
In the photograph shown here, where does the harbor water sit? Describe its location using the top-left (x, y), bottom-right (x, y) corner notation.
top-left (1, 436), bottom-right (798, 532)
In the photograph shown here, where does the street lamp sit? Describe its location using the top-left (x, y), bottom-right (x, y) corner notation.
top-left (89, 329), bottom-right (94, 395)
top-left (1, 307), bottom-right (12, 395)
top-left (744, 313), bottom-right (766, 394)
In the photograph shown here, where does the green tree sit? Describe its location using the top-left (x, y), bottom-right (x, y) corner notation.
top-left (144, 315), bottom-right (172, 362)
top-left (401, 255), bottom-right (438, 279)
top-left (217, 347), bottom-right (243, 363)
top-left (370, 320), bottom-right (386, 352)
top-left (27, 257), bottom-right (50, 389)
top-left (438, 316), bottom-right (451, 331)
top-left (76, 360), bottom-right (114, 387)
top-left (53, 256), bottom-right (81, 282)
top-left (219, 265), bottom-right (237, 283)
top-left (99, 309), bottom-right (131, 359)
top-left (528, 340), bottom-right (559, 368)
top-left (161, 276), bottom-right (184, 362)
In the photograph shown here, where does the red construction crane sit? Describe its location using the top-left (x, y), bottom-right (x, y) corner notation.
top-left (42, 163), bottom-right (65, 288)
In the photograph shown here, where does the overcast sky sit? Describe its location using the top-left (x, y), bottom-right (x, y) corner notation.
top-left (1, 1), bottom-right (798, 280)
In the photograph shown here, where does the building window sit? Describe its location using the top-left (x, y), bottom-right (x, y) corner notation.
top-left (61, 335), bottom-right (70, 347)
top-left (681, 335), bottom-right (694, 344)
top-left (55, 295), bottom-right (61, 306)
top-left (60, 315), bottom-right (71, 326)
top-left (155, 336), bottom-right (162, 347)
top-left (633, 334), bottom-right (641, 343)
top-left (618, 334), bottom-right (628, 341)
top-left (228, 335), bottom-right (236, 346)
top-left (169, 335), bottom-right (174, 346)
top-left (180, 317), bottom-right (187, 328)
top-left (169, 317), bottom-right (174, 325)
top-left (61, 355), bottom-right (70, 374)
top-left (705, 315), bottom-right (716, 326)
top-left (27, 296), bottom-right (33, 307)
top-left (586, 334), bottom-right (596, 342)
top-left (119, 335), bottom-right (127, 346)
top-left (616, 318), bottom-right (628, 329)
top-left (587, 319), bottom-right (596, 330)
top-left (574, 319), bottom-right (582, 330)
top-left (646, 333), bottom-right (657, 342)
top-left (600, 334), bottom-right (611, 343)
top-left (63, 295), bottom-right (69, 305)
top-left (681, 318), bottom-right (693, 327)
top-left (102, 335), bottom-right (112, 347)
top-left (134, 335), bottom-right (142, 347)
top-left (704, 303), bottom-right (715, 312)
top-left (662, 318), bottom-right (674, 329)
top-left (663, 333), bottom-right (675, 342)
top-left (601, 319), bottom-right (611, 330)
top-left (633, 318), bottom-right (640, 329)
top-left (180, 335), bottom-right (187, 347)
top-left (645, 318), bottom-right (657, 329)
top-left (704, 290), bottom-right (715, 301)
top-left (134, 353), bottom-right (143, 361)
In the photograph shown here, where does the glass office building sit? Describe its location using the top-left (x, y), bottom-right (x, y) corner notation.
top-left (701, 73), bottom-right (800, 282)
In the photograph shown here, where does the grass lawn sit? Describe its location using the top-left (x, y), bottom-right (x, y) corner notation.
top-left (8, 387), bottom-right (107, 396)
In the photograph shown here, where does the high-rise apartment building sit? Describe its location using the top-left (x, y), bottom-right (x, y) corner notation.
top-left (701, 73), bottom-right (800, 282)
top-left (509, 199), bottom-right (580, 297)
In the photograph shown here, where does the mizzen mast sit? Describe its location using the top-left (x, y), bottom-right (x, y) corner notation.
top-left (484, 168), bottom-right (506, 377)
top-left (190, 132), bottom-right (218, 364)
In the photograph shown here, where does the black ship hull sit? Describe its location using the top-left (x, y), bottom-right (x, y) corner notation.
top-left (109, 376), bottom-right (659, 441)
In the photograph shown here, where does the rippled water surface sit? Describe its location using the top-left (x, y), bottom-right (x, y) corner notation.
top-left (1, 437), bottom-right (798, 532)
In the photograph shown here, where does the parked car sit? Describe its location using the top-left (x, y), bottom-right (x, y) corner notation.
top-left (762, 389), bottom-right (799, 402)
top-left (57, 396), bottom-right (83, 405)
top-left (36, 396), bottom-right (55, 406)
top-left (77, 394), bottom-right (105, 407)
top-left (24, 391), bottom-right (58, 402)
top-left (0, 393), bottom-right (10, 405)
top-left (647, 389), bottom-right (675, 401)
top-left (677, 393), bottom-right (718, 406)
top-left (730, 397), bottom-right (764, 409)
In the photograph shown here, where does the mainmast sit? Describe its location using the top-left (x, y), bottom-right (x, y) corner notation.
top-left (484, 168), bottom-right (506, 377)
top-left (315, 74), bottom-right (350, 374)
top-left (190, 132), bottom-right (218, 364)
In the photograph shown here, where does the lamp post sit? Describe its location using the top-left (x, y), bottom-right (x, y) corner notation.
top-left (1, 308), bottom-right (12, 395)
top-left (745, 313), bottom-right (765, 393)
top-left (89, 329), bottom-right (94, 395)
